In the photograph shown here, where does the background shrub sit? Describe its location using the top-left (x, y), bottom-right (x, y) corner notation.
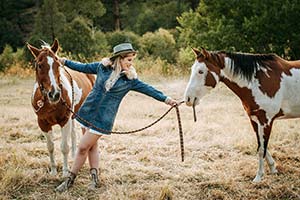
top-left (60, 17), bottom-right (94, 58)
top-left (89, 30), bottom-right (110, 61)
top-left (134, 57), bottom-right (176, 77)
top-left (106, 31), bottom-right (140, 54)
top-left (139, 28), bottom-right (176, 63)
top-left (0, 45), bottom-right (15, 71)
top-left (176, 47), bottom-right (195, 73)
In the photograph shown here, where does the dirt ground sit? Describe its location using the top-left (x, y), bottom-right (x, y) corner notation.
top-left (1, 76), bottom-right (300, 200)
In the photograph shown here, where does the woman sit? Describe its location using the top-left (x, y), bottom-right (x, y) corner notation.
top-left (55, 43), bottom-right (177, 192)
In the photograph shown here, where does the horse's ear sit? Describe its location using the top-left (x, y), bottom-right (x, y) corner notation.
top-left (192, 47), bottom-right (201, 57)
top-left (51, 39), bottom-right (59, 54)
top-left (27, 42), bottom-right (41, 58)
top-left (201, 47), bottom-right (210, 59)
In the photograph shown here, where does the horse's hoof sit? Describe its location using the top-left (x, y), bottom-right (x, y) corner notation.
top-left (252, 175), bottom-right (263, 182)
top-left (88, 182), bottom-right (99, 191)
top-left (270, 168), bottom-right (278, 174)
top-left (55, 171), bottom-right (76, 193)
top-left (62, 170), bottom-right (70, 177)
top-left (50, 168), bottom-right (58, 176)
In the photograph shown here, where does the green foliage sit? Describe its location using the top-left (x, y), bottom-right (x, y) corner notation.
top-left (32, 0), bottom-right (66, 43)
top-left (106, 31), bottom-right (140, 51)
top-left (90, 31), bottom-right (110, 59)
top-left (7, 0), bottom-right (300, 76)
top-left (178, 0), bottom-right (300, 59)
top-left (176, 47), bottom-right (195, 72)
top-left (60, 0), bottom-right (105, 23)
top-left (12, 48), bottom-right (24, 64)
top-left (177, 0), bottom-right (250, 51)
top-left (241, 0), bottom-right (300, 58)
top-left (0, 20), bottom-right (23, 54)
top-left (134, 57), bottom-right (175, 76)
top-left (139, 29), bottom-right (176, 63)
top-left (0, 45), bottom-right (25, 71)
top-left (0, 0), bottom-right (36, 52)
top-left (60, 17), bottom-right (94, 58)
top-left (121, 0), bottom-right (190, 34)
top-left (0, 45), bottom-right (14, 71)
top-left (96, 0), bottom-right (192, 32)
top-left (27, 0), bottom-right (108, 61)
top-left (177, 9), bottom-right (206, 48)
top-left (59, 18), bottom-right (110, 60)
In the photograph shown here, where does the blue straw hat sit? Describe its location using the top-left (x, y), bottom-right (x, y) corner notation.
top-left (110, 43), bottom-right (137, 60)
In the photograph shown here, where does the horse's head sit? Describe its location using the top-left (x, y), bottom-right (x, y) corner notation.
top-left (184, 48), bottom-right (222, 107)
top-left (27, 39), bottom-right (62, 104)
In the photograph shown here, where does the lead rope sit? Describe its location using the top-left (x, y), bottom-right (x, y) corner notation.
top-left (175, 105), bottom-right (184, 162)
top-left (61, 66), bottom-right (74, 110)
top-left (61, 66), bottom-right (185, 162)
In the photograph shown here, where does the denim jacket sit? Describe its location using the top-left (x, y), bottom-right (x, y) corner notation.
top-left (64, 60), bottom-right (168, 135)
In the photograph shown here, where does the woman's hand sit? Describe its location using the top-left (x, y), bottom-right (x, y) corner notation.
top-left (165, 97), bottom-right (178, 106)
top-left (58, 57), bottom-right (67, 65)
top-left (101, 57), bottom-right (112, 66)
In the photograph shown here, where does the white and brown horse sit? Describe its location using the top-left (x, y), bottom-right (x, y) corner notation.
top-left (27, 39), bottom-right (95, 176)
top-left (185, 47), bottom-right (300, 182)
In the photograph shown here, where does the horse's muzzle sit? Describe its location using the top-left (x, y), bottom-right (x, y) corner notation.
top-left (48, 89), bottom-right (61, 103)
top-left (185, 97), bottom-right (198, 106)
top-left (185, 97), bottom-right (198, 122)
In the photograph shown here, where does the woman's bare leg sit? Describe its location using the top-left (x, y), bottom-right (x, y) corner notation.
top-left (70, 130), bottom-right (101, 174)
top-left (88, 141), bottom-right (99, 169)
top-left (81, 128), bottom-right (100, 169)
top-left (55, 130), bottom-right (102, 192)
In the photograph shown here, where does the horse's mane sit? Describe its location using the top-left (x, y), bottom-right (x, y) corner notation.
top-left (40, 40), bottom-right (51, 49)
top-left (215, 51), bottom-right (277, 81)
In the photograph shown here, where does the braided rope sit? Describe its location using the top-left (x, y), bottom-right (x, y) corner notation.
top-left (61, 66), bottom-right (185, 161)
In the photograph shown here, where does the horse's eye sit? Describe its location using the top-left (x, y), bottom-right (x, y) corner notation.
top-left (35, 63), bottom-right (41, 69)
top-left (198, 70), bottom-right (204, 74)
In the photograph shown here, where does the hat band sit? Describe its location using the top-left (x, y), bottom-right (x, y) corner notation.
top-left (113, 49), bottom-right (135, 55)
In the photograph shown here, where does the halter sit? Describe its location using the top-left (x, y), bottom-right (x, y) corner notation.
top-left (31, 59), bottom-right (70, 113)
top-left (31, 82), bottom-right (64, 113)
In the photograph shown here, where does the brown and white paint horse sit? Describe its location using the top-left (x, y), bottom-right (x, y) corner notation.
top-left (27, 39), bottom-right (95, 176)
top-left (185, 47), bottom-right (300, 182)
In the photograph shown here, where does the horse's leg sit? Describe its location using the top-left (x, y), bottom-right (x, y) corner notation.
top-left (61, 119), bottom-right (72, 177)
top-left (266, 150), bottom-right (278, 174)
top-left (253, 122), bottom-right (265, 182)
top-left (250, 117), bottom-right (268, 182)
top-left (43, 130), bottom-right (57, 176)
top-left (251, 117), bottom-right (275, 182)
top-left (71, 119), bottom-right (76, 158)
top-left (263, 122), bottom-right (278, 174)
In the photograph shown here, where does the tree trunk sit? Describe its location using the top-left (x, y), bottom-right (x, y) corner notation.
top-left (114, 0), bottom-right (120, 31)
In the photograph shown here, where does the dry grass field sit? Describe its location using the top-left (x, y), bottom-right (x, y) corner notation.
top-left (1, 75), bottom-right (300, 200)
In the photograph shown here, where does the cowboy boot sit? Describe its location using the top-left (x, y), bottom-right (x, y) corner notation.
top-left (88, 168), bottom-right (100, 190)
top-left (55, 171), bottom-right (76, 193)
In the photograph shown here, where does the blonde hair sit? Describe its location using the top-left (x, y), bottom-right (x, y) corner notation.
top-left (104, 57), bottom-right (122, 91)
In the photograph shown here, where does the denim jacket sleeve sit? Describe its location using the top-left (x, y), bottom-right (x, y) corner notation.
top-left (131, 79), bottom-right (167, 102)
top-left (64, 60), bottom-right (103, 74)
